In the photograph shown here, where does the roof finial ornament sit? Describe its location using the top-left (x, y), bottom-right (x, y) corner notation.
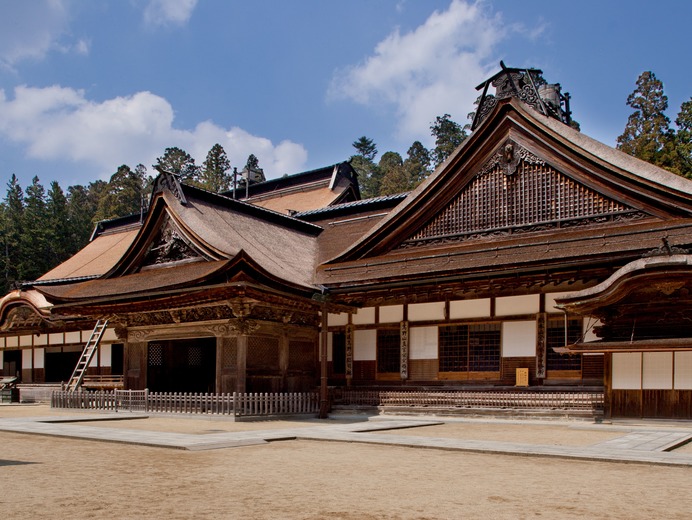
top-left (151, 166), bottom-right (188, 206)
top-left (470, 62), bottom-right (573, 131)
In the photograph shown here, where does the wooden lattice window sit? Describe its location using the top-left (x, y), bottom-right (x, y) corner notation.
top-left (439, 323), bottom-right (501, 373)
top-left (247, 336), bottom-right (279, 370)
top-left (289, 340), bottom-right (315, 371)
top-left (222, 337), bottom-right (237, 369)
top-left (377, 329), bottom-right (401, 374)
top-left (148, 343), bottom-right (163, 367)
top-left (405, 161), bottom-right (635, 246)
top-left (547, 318), bottom-right (582, 371)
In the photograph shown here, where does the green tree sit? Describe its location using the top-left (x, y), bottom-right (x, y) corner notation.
top-left (352, 136), bottom-right (378, 162)
top-left (350, 136), bottom-right (381, 198)
top-left (379, 151), bottom-right (410, 196)
top-left (66, 183), bottom-right (100, 251)
top-left (670, 99), bottom-right (692, 179)
top-left (95, 165), bottom-right (146, 221)
top-left (199, 144), bottom-right (231, 192)
top-left (403, 141), bottom-right (432, 187)
top-left (154, 146), bottom-right (199, 183)
top-left (22, 176), bottom-right (50, 281)
top-left (430, 114), bottom-right (467, 167)
top-left (0, 175), bottom-right (24, 291)
top-left (46, 181), bottom-right (70, 265)
top-left (617, 71), bottom-right (671, 165)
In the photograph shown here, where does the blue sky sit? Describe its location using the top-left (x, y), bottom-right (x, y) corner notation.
top-left (0, 0), bottom-right (690, 189)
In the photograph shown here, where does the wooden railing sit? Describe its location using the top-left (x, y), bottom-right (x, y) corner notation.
top-left (336, 389), bottom-right (603, 412)
top-left (51, 390), bottom-right (320, 417)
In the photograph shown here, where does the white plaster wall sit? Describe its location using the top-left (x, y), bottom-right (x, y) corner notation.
top-left (19, 335), bottom-right (32, 347)
top-left (410, 327), bottom-right (438, 360)
top-left (449, 299), bottom-right (491, 319)
top-left (544, 292), bottom-right (576, 313)
top-left (408, 302), bottom-right (445, 322)
top-left (100, 344), bottom-right (112, 367)
top-left (379, 305), bottom-right (403, 323)
top-left (22, 349), bottom-right (32, 369)
top-left (328, 313), bottom-right (349, 327)
top-left (353, 329), bottom-right (377, 361)
top-left (48, 333), bottom-right (63, 346)
top-left (6, 336), bottom-right (18, 348)
top-left (65, 331), bottom-right (80, 344)
top-left (502, 321), bottom-right (536, 357)
top-left (352, 307), bottom-right (375, 325)
top-left (495, 294), bottom-right (540, 316)
top-left (102, 328), bottom-right (118, 342)
top-left (0, 337), bottom-right (4, 348)
top-left (0, 350), bottom-right (4, 365)
top-left (34, 333), bottom-right (47, 346)
top-left (34, 348), bottom-right (44, 369)
top-left (674, 352), bottom-right (692, 390)
top-left (612, 353), bottom-right (642, 390)
top-left (642, 352), bottom-right (673, 389)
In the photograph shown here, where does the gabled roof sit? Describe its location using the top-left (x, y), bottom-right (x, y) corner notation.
top-left (317, 98), bottom-right (692, 289)
top-left (34, 174), bottom-right (326, 310)
top-left (226, 161), bottom-right (361, 215)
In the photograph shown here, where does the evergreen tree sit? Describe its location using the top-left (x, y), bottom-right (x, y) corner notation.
top-left (154, 146), bottom-right (199, 183)
top-left (617, 71), bottom-right (671, 165)
top-left (22, 177), bottom-right (50, 281)
top-left (66, 184), bottom-right (97, 252)
top-left (46, 181), bottom-right (70, 265)
top-left (199, 144), bottom-right (231, 192)
top-left (403, 141), bottom-right (432, 187)
top-left (671, 99), bottom-right (692, 179)
top-left (94, 165), bottom-right (146, 221)
top-left (350, 136), bottom-right (381, 198)
top-left (379, 152), bottom-right (409, 196)
top-left (431, 114), bottom-right (467, 167)
top-left (0, 175), bottom-right (24, 291)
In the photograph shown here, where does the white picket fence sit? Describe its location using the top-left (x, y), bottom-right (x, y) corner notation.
top-left (51, 389), bottom-right (320, 417)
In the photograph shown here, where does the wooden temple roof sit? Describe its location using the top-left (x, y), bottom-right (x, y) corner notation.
top-left (317, 98), bottom-right (692, 294)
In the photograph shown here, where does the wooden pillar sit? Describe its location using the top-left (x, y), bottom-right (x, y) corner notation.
top-left (215, 336), bottom-right (223, 394)
top-left (125, 341), bottom-right (147, 390)
top-left (236, 335), bottom-right (247, 393)
top-left (603, 352), bottom-right (612, 420)
top-left (320, 303), bottom-right (329, 418)
top-left (279, 329), bottom-right (289, 392)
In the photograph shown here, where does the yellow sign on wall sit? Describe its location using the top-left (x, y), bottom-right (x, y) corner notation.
top-left (516, 368), bottom-right (529, 387)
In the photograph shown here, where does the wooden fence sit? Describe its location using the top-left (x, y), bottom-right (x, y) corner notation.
top-left (51, 390), bottom-right (320, 417)
top-left (337, 389), bottom-right (603, 412)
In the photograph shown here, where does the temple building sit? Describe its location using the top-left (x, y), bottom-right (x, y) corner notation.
top-left (1, 65), bottom-right (691, 418)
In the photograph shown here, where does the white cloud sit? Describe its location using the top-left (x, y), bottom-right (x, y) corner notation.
top-left (143, 0), bottom-right (198, 27)
top-left (0, 85), bottom-right (308, 181)
top-left (0, 0), bottom-right (73, 68)
top-left (328, 0), bottom-right (507, 142)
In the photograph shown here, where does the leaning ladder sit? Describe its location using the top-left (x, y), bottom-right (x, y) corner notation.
top-left (65, 319), bottom-right (109, 392)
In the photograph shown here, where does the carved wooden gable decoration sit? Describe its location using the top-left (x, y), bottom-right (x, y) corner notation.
top-left (141, 213), bottom-right (206, 267)
top-left (400, 138), bottom-right (644, 249)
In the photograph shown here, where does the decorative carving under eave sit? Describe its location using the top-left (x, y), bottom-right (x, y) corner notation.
top-left (142, 214), bottom-right (202, 267)
top-left (642, 237), bottom-right (690, 258)
top-left (0, 306), bottom-right (48, 332)
top-left (478, 139), bottom-right (545, 177)
top-left (227, 318), bottom-right (260, 335)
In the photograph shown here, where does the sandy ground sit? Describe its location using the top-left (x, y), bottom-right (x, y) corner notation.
top-left (2, 405), bottom-right (692, 519)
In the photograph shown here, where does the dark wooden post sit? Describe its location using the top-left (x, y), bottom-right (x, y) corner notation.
top-left (319, 302), bottom-right (329, 418)
top-left (236, 335), bottom-right (247, 393)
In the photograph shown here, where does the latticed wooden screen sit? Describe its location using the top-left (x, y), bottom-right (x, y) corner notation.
top-left (222, 337), bottom-right (237, 369)
top-left (148, 343), bottom-right (163, 367)
top-left (289, 340), bottom-right (315, 371)
top-left (247, 335), bottom-right (279, 370)
top-left (404, 161), bottom-right (635, 246)
top-left (439, 323), bottom-right (501, 372)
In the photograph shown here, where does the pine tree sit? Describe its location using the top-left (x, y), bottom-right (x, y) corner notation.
top-left (671, 99), bottom-right (692, 179)
top-left (403, 141), bottom-right (432, 187)
top-left (154, 147), bottom-right (199, 183)
top-left (378, 152), bottom-right (409, 196)
top-left (0, 175), bottom-right (24, 291)
top-left (430, 114), bottom-right (467, 167)
top-left (22, 176), bottom-right (50, 281)
top-left (95, 165), bottom-right (146, 221)
top-left (617, 71), bottom-right (671, 165)
top-left (350, 136), bottom-right (381, 198)
top-left (199, 144), bottom-right (231, 192)
top-left (46, 181), bottom-right (70, 265)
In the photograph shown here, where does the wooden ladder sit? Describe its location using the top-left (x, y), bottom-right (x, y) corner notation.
top-left (65, 320), bottom-right (109, 392)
